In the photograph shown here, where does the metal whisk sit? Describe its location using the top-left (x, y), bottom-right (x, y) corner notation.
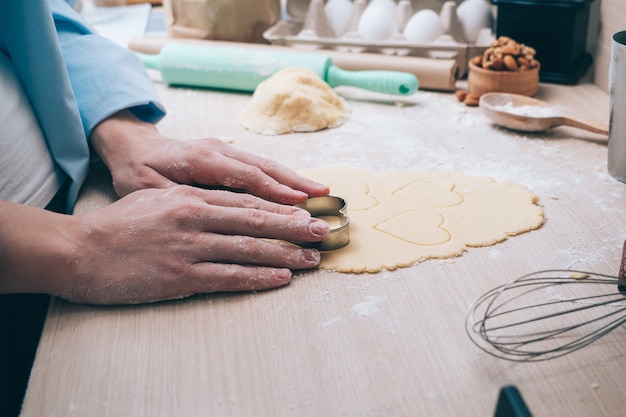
top-left (466, 257), bottom-right (626, 362)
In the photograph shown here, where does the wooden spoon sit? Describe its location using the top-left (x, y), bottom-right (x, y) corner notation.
top-left (479, 92), bottom-right (609, 135)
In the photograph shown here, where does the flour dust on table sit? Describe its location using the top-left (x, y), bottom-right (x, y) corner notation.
top-left (300, 166), bottom-right (544, 273)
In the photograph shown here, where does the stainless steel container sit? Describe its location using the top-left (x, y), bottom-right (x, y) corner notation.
top-left (608, 30), bottom-right (626, 183)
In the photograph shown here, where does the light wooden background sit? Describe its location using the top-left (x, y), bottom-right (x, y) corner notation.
top-left (21, 76), bottom-right (626, 416)
top-left (20, 2), bottom-right (626, 416)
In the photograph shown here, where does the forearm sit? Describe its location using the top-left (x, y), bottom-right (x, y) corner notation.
top-left (0, 200), bottom-right (79, 296)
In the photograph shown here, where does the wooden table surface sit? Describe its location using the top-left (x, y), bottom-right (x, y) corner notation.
top-left (21, 78), bottom-right (626, 417)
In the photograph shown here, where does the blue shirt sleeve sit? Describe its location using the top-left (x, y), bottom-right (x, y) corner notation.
top-left (50, 0), bottom-right (166, 137)
top-left (0, 0), bottom-right (166, 209)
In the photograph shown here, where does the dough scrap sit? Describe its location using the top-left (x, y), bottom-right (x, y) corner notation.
top-left (299, 167), bottom-right (544, 273)
top-left (238, 67), bottom-right (349, 135)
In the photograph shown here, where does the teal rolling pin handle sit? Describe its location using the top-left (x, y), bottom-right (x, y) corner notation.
top-left (136, 43), bottom-right (418, 96)
top-left (325, 65), bottom-right (418, 96)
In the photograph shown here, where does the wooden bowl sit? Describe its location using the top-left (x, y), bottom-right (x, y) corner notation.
top-left (468, 60), bottom-right (540, 97)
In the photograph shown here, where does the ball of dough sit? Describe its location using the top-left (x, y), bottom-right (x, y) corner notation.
top-left (238, 67), bottom-right (349, 135)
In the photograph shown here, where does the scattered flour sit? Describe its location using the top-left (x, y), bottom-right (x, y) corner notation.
top-left (492, 102), bottom-right (563, 118)
top-left (351, 296), bottom-right (387, 318)
top-left (321, 317), bottom-right (343, 328)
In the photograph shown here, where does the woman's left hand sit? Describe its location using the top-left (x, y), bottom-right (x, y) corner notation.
top-left (90, 110), bottom-right (330, 204)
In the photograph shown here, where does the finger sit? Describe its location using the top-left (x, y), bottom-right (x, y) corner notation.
top-left (103, 264), bottom-right (295, 304)
top-left (198, 189), bottom-right (313, 217)
top-left (182, 140), bottom-right (329, 204)
top-left (215, 146), bottom-right (330, 199)
top-left (186, 263), bottom-right (294, 293)
top-left (191, 203), bottom-right (329, 241)
top-left (192, 234), bottom-right (322, 267)
top-left (146, 187), bottom-right (325, 240)
top-left (205, 155), bottom-right (311, 205)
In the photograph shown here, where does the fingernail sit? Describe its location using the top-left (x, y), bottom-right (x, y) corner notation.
top-left (274, 268), bottom-right (292, 283)
top-left (303, 249), bottom-right (321, 264)
top-left (310, 220), bottom-right (330, 237)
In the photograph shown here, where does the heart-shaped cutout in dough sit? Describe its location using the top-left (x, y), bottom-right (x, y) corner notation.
top-left (393, 179), bottom-right (463, 208)
top-left (298, 167), bottom-right (544, 274)
top-left (375, 210), bottom-right (451, 246)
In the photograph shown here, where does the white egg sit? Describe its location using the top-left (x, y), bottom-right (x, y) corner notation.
top-left (324, 0), bottom-right (354, 37)
top-left (403, 9), bottom-right (444, 44)
top-left (370, 0), bottom-right (397, 16)
top-left (357, 0), bottom-right (398, 42)
top-left (456, 0), bottom-right (494, 43)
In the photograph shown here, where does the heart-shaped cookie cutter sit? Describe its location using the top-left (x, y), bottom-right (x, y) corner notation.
top-left (295, 196), bottom-right (350, 251)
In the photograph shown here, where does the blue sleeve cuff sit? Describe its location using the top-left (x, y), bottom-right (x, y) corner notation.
top-left (52, 0), bottom-right (166, 137)
top-left (60, 35), bottom-right (166, 137)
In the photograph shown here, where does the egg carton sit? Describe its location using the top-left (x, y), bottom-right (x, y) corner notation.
top-left (264, 0), bottom-right (494, 77)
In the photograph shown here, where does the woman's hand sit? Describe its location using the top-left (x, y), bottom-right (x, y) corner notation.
top-left (0, 187), bottom-right (330, 305)
top-left (37, 109), bottom-right (336, 304)
top-left (90, 110), bottom-right (330, 204)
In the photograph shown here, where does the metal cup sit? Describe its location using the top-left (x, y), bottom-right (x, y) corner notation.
top-left (608, 31), bottom-right (626, 182)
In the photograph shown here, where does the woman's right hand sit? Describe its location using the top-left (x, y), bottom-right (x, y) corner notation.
top-left (0, 186), bottom-right (329, 305)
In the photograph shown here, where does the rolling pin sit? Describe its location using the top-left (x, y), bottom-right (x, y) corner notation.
top-left (137, 43), bottom-right (419, 96)
top-left (129, 37), bottom-right (459, 91)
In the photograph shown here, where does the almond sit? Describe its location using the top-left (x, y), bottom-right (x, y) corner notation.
top-left (500, 44), bottom-right (519, 56)
top-left (490, 58), bottom-right (505, 71)
top-left (464, 93), bottom-right (480, 107)
top-left (503, 54), bottom-right (518, 71)
top-left (475, 36), bottom-right (539, 73)
top-left (517, 56), bottom-right (529, 67)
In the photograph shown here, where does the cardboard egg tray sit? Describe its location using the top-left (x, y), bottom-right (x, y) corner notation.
top-left (264, 0), bottom-right (494, 77)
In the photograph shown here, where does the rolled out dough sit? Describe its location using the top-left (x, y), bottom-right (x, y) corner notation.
top-left (238, 67), bottom-right (349, 135)
top-left (300, 167), bottom-right (544, 273)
